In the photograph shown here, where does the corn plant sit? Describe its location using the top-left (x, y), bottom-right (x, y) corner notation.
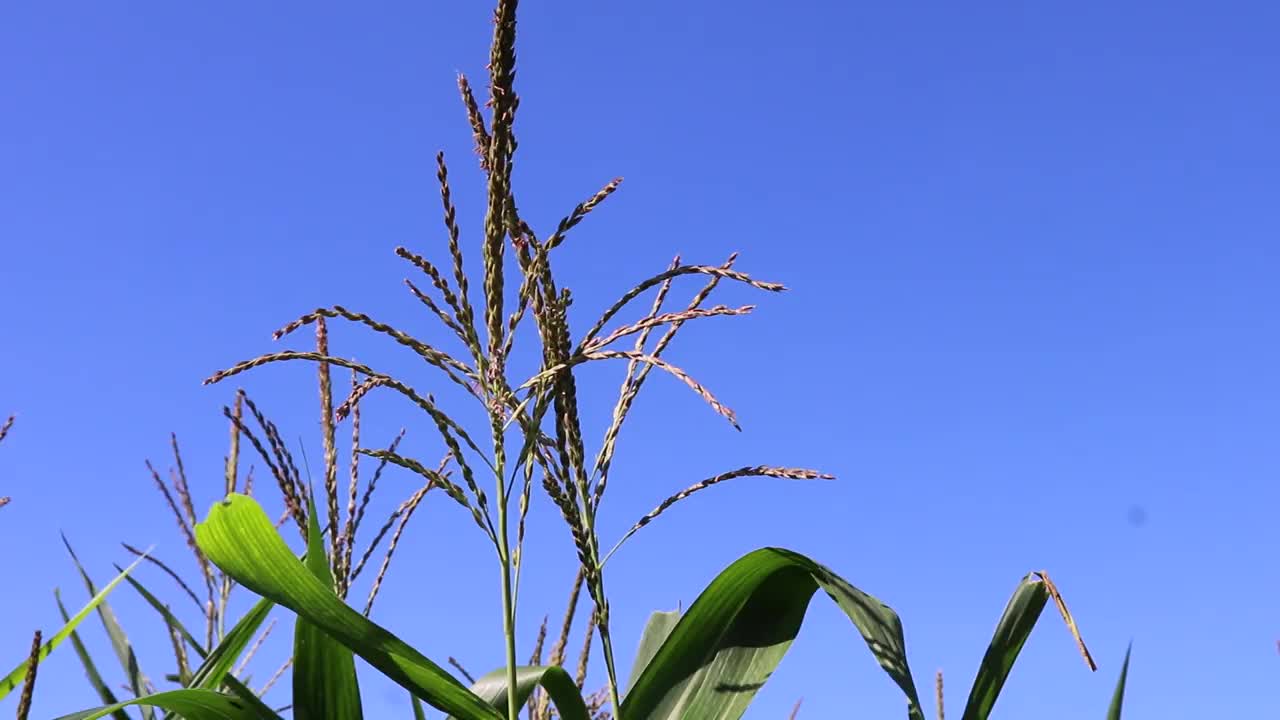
top-left (1, 558), bottom-right (148, 720)
top-left (21, 377), bottom-right (439, 719)
top-left (0, 406), bottom-right (290, 720)
top-left (0, 414), bottom-right (148, 719)
top-left (4, 341), bottom-right (597, 719)
top-left (33, 0), bottom-right (1131, 718)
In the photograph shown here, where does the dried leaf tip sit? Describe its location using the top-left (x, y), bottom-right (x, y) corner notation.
top-left (1034, 571), bottom-right (1097, 671)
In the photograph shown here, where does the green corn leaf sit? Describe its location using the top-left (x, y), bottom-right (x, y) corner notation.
top-left (117, 569), bottom-right (282, 720)
top-left (55, 590), bottom-right (131, 720)
top-left (1106, 644), bottom-right (1132, 720)
top-left (156, 595), bottom-right (273, 720)
top-left (0, 554), bottom-right (145, 700)
top-left (187, 596), bottom-right (274, 690)
top-left (959, 575), bottom-right (1050, 720)
top-left (446, 666), bottom-right (589, 720)
top-left (116, 566), bottom-right (207, 659)
top-left (221, 677), bottom-right (284, 720)
top-left (292, 496), bottom-right (363, 720)
top-left (625, 610), bottom-right (681, 694)
top-left (195, 493), bottom-right (502, 720)
top-left (53, 689), bottom-right (268, 720)
top-left (62, 535), bottom-right (156, 720)
top-left (621, 547), bottom-right (924, 720)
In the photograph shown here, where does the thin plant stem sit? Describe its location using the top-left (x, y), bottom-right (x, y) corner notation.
top-left (497, 507), bottom-right (519, 720)
top-left (219, 396), bottom-right (243, 637)
top-left (316, 318), bottom-right (342, 585)
top-left (484, 0), bottom-right (522, 715)
top-left (585, 553), bottom-right (623, 717)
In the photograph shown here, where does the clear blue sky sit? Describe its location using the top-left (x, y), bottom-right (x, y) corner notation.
top-left (2, 2), bottom-right (1277, 718)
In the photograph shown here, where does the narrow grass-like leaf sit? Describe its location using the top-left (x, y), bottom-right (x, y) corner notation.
top-left (187, 596), bottom-right (274, 690)
top-left (447, 666), bottom-right (589, 720)
top-left (116, 568), bottom-right (207, 658)
top-left (117, 570), bottom-right (283, 720)
top-left (153, 595), bottom-right (274, 720)
top-left (63, 535), bottom-right (156, 719)
top-left (959, 575), bottom-right (1049, 720)
top-left (55, 590), bottom-right (130, 720)
top-left (293, 496), bottom-right (363, 720)
top-left (0, 555), bottom-right (145, 700)
top-left (53, 689), bottom-right (266, 720)
top-left (624, 610), bottom-right (681, 694)
top-left (411, 694), bottom-right (428, 720)
top-left (1106, 644), bottom-right (1132, 720)
top-left (621, 547), bottom-right (924, 720)
top-left (226, 678), bottom-right (283, 720)
top-left (195, 494), bottom-right (502, 720)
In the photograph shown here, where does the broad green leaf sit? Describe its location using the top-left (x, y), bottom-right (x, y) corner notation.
top-left (0, 555), bottom-right (145, 700)
top-left (53, 689), bottom-right (265, 720)
top-left (55, 590), bottom-right (130, 720)
top-left (196, 494), bottom-right (502, 720)
top-left (293, 496), bottom-right (363, 720)
top-left (621, 547), bottom-right (924, 720)
top-left (959, 575), bottom-right (1049, 720)
top-left (1106, 644), bottom-right (1132, 720)
top-left (63, 535), bottom-right (156, 720)
top-left (447, 666), bottom-right (590, 720)
top-left (625, 610), bottom-right (681, 694)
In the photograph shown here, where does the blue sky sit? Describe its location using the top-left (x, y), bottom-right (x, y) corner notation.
top-left (2, 1), bottom-right (1278, 717)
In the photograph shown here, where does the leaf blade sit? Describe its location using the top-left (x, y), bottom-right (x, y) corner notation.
top-left (1106, 644), bottom-right (1132, 720)
top-left (155, 595), bottom-right (275, 720)
top-left (115, 566), bottom-right (208, 658)
top-left (0, 555), bottom-right (146, 700)
top-left (54, 590), bottom-right (131, 720)
top-left (959, 576), bottom-right (1050, 720)
top-left (188, 596), bottom-right (275, 690)
top-left (624, 610), bottom-right (681, 695)
top-left (292, 496), bottom-right (363, 720)
top-left (621, 547), bottom-right (924, 720)
top-left (62, 536), bottom-right (156, 719)
top-left (53, 689), bottom-right (267, 720)
top-left (195, 494), bottom-right (501, 720)
top-left (448, 666), bottom-right (589, 720)
top-left (120, 569), bottom-right (281, 720)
